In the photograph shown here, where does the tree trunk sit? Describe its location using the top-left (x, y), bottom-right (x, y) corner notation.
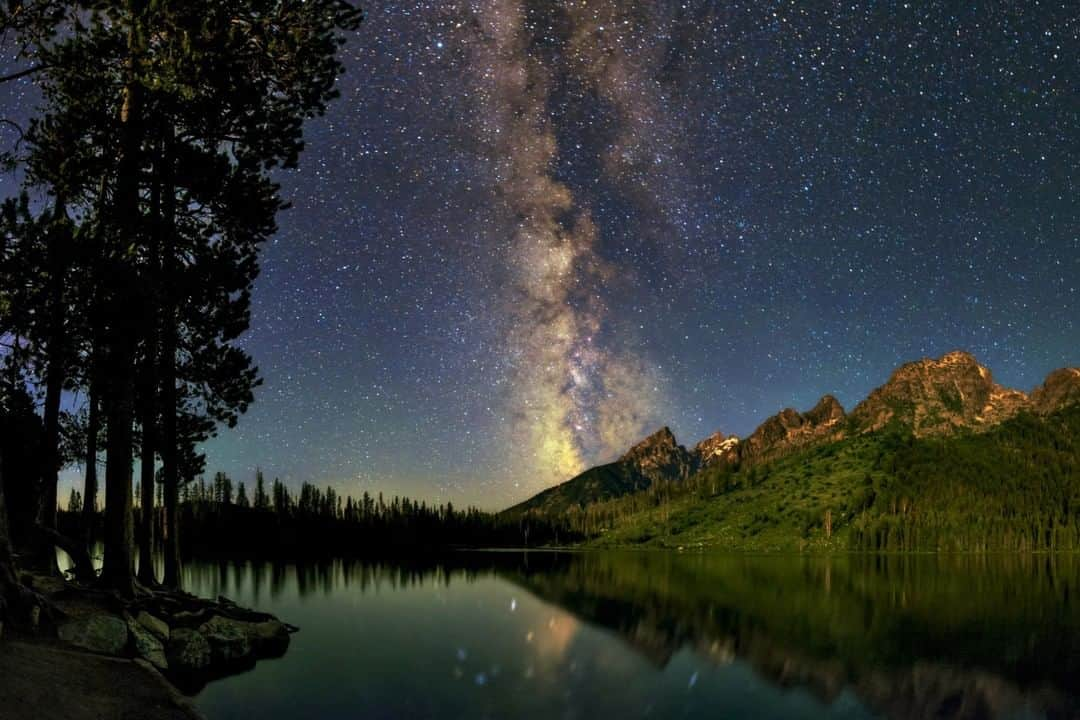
top-left (101, 18), bottom-right (143, 598)
top-left (101, 326), bottom-right (136, 597)
top-left (34, 354), bottom-right (62, 575)
top-left (136, 396), bottom-right (156, 586)
top-left (82, 380), bottom-right (99, 546)
top-left (162, 441), bottom-right (179, 588)
top-left (137, 142), bottom-right (163, 588)
top-left (0, 519), bottom-right (12, 638)
top-left (37, 526), bottom-right (94, 584)
top-left (39, 356), bottom-right (61, 533)
top-left (160, 128), bottom-right (181, 591)
top-left (34, 203), bottom-right (70, 576)
top-left (82, 254), bottom-right (107, 554)
top-left (0, 451), bottom-right (16, 587)
top-left (0, 448), bottom-right (26, 640)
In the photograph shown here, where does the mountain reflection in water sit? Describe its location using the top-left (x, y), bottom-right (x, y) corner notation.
top-left (185, 551), bottom-right (1079, 720)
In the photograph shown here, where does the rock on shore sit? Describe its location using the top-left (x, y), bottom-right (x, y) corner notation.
top-left (36, 578), bottom-right (295, 690)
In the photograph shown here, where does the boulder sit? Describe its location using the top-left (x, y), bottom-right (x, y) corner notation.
top-left (57, 614), bottom-right (129, 656)
top-left (198, 615), bottom-right (252, 665)
top-left (126, 615), bottom-right (168, 670)
top-left (135, 611), bottom-right (170, 642)
top-left (169, 610), bottom-right (206, 629)
top-left (245, 620), bottom-right (291, 657)
top-left (167, 628), bottom-right (211, 673)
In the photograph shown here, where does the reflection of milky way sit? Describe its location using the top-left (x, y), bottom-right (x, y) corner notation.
top-left (456, 0), bottom-right (664, 493)
top-left (529, 613), bottom-right (580, 665)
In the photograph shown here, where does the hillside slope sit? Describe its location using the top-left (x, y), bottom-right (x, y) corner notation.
top-left (505, 427), bottom-right (695, 517)
top-left (504, 462), bottom-right (643, 518)
top-left (584, 405), bottom-right (1080, 552)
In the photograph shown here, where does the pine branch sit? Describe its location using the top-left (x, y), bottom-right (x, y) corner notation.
top-left (0, 63), bottom-right (43, 84)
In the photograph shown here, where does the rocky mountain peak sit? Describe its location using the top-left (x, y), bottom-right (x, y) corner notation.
top-left (804, 395), bottom-right (846, 426)
top-left (619, 426), bottom-right (696, 484)
top-left (693, 430), bottom-right (726, 455)
top-left (622, 426), bottom-right (677, 457)
top-left (694, 431), bottom-right (741, 468)
top-left (850, 351), bottom-right (1027, 437)
top-left (1031, 368), bottom-right (1080, 414)
top-left (740, 396), bottom-right (847, 465)
top-left (940, 350), bottom-right (980, 365)
top-left (892, 350), bottom-right (985, 383)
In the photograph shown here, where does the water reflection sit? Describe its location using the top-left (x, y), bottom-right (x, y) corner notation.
top-left (503, 552), bottom-right (1080, 720)
top-left (181, 555), bottom-right (519, 602)
top-left (176, 551), bottom-right (1079, 720)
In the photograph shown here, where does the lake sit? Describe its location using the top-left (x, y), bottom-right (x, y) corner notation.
top-left (173, 551), bottom-right (1080, 720)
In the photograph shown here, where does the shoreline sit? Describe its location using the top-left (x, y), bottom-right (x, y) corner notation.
top-left (0, 571), bottom-right (295, 718)
top-left (0, 638), bottom-right (205, 720)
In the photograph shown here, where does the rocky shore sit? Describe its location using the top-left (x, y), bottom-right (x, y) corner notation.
top-left (2, 572), bottom-right (295, 715)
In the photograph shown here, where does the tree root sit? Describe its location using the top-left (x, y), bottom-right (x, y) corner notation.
top-left (127, 590), bottom-right (284, 629)
top-left (37, 526), bottom-right (96, 583)
top-left (1, 574), bottom-right (63, 632)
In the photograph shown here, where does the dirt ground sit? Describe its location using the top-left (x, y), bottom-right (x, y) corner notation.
top-left (0, 639), bottom-right (205, 720)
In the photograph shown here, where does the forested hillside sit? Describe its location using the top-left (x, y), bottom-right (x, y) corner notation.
top-left (551, 405), bottom-right (1080, 552)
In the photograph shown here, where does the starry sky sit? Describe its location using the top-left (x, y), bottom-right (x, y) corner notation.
top-left (5, 1), bottom-right (1079, 509)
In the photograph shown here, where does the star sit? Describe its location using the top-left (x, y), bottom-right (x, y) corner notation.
top-left (5, 0), bottom-right (1074, 510)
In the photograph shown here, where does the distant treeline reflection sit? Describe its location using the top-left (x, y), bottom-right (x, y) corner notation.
top-left (182, 554), bottom-right (517, 602)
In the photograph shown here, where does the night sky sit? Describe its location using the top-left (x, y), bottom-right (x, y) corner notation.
top-left (5, 2), bottom-right (1079, 509)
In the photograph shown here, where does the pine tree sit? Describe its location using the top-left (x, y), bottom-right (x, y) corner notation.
top-left (68, 488), bottom-right (82, 514)
top-left (254, 469), bottom-right (269, 511)
top-left (82, 385), bottom-right (100, 543)
top-left (0, 450), bottom-right (17, 628)
top-left (151, 0), bottom-right (361, 589)
top-left (1, 0), bottom-right (362, 596)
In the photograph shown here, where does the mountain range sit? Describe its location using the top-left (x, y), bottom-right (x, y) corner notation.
top-left (508, 351), bottom-right (1080, 517)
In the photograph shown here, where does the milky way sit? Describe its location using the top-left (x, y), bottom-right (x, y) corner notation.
top-left (3, 1), bottom-right (1078, 508)
top-left (454, 1), bottom-right (667, 494)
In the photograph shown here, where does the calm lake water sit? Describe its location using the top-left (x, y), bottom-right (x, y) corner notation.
top-left (169, 551), bottom-right (1080, 720)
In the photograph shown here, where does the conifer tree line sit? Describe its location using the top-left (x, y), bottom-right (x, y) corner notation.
top-left (56, 467), bottom-right (582, 557)
top-left (0, 0), bottom-right (363, 616)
